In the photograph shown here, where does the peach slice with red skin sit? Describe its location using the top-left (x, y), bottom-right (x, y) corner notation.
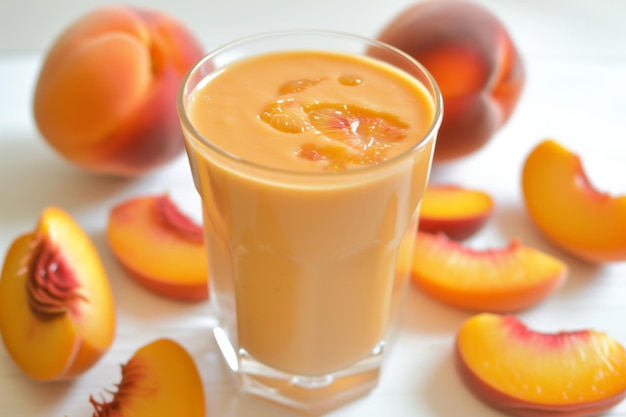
top-left (522, 139), bottom-right (626, 263)
top-left (418, 184), bottom-right (493, 240)
top-left (456, 313), bottom-right (626, 417)
top-left (0, 207), bottom-right (115, 381)
top-left (410, 232), bottom-right (567, 312)
top-left (106, 193), bottom-right (208, 302)
top-left (377, 0), bottom-right (525, 161)
top-left (90, 338), bottom-right (205, 417)
top-left (33, 6), bottom-right (204, 177)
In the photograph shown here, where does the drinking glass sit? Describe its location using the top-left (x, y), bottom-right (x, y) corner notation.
top-left (178, 30), bottom-right (442, 416)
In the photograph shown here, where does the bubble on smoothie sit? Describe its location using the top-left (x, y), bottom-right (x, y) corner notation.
top-left (338, 74), bottom-right (362, 86)
top-left (259, 99), bottom-right (311, 133)
top-left (278, 78), bottom-right (324, 95)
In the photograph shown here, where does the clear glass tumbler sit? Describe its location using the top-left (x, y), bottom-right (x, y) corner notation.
top-left (178, 30), bottom-right (442, 416)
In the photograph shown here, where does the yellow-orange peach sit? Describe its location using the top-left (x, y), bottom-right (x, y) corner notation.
top-left (456, 313), bottom-right (626, 417)
top-left (522, 139), bottom-right (626, 263)
top-left (90, 338), bottom-right (205, 416)
top-left (33, 6), bottom-right (204, 177)
top-left (377, 0), bottom-right (525, 161)
top-left (410, 232), bottom-right (567, 312)
top-left (0, 207), bottom-right (115, 381)
top-left (418, 184), bottom-right (493, 240)
top-left (106, 194), bottom-right (208, 301)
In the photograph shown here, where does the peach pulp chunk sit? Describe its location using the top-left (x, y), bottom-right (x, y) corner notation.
top-left (106, 194), bottom-right (208, 302)
top-left (90, 338), bottom-right (205, 417)
top-left (418, 184), bottom-right (493, 240)
top-left (410, 232), bottom-right (567, 312)
top-left (0, 207), bottom-right (115, 381)
top-left (456, 313), bottom-right (626, 417)
top-left (522, 139), bottom-right (626, 263)
top-left (180, 36), bottom-right (440, 415)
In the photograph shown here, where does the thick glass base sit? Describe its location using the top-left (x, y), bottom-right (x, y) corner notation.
top-left (214, 326), bottom-right (384, 416)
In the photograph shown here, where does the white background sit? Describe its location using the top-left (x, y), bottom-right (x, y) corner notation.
top-left (1, 1), bottom-right (626, 416)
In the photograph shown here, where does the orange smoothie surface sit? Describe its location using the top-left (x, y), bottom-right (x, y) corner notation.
top-left (187, 50), bottom-right (436, 171)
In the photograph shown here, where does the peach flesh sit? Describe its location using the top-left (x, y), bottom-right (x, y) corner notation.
top-left (410, 232), bottom-right (567, 312)
top-left (106, 194), bottom-right (208, 301)
top-left (522, 139), bottom-right (626, 263)
top-left (418, 185), bottom-right (493, 240)
top-left (0, 207), bottom-right (115, 381)
top-left (456, 314), bottom-right (626, 417)
top-left (90, 338), bottom-right (205, 417)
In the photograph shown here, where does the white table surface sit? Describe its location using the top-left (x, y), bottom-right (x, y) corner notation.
top-left (1, 1), bottom-right (625, 416)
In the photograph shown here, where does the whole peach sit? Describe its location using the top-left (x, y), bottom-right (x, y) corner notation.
top-left (377, 0), bottom-right (525, 161)
top-left (33, 6), bottom-right (204, 177)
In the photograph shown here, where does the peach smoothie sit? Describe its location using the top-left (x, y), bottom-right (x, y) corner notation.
top-left (179, 33), bottom-right (441, 398)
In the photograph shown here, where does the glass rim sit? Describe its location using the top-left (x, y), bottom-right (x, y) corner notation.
top-left (177, 29), bottom-right (443, 178)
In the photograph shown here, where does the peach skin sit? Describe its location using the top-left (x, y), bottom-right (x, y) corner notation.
top-left (410, 232), bottom-right (567, 312)
top-left (0, 207), bottom-right (115, 381)
top-left (418, 184), bottom-right (493, 240)
top-left (522, 139), bottom-right (626, 263)
top-left (106, 193), bottom-right (208, 302)
top-left (90, 338), bottom-right (205, 417)
top-left (456, 313), bottom-right (626, 417)
top-left (377, 0), bottom-right (525, 161)
top-left (33, 6), bottom-right (204, 177)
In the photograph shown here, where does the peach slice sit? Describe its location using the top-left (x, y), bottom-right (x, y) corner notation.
top-left (33, 6), bottom-right (204, 177)
top-left (456, 313), bottom-right (626, 417)
top-left (106, 193), bottom-right (208, 301)
top-left (410, 232), bottom-right (567, 312)
top-left (90, 338), bottom-right (205, 416)
top-left (377, 0), bottom-right (525, 161)
top-left (522, 139), bottom-right (626, 263)
top-left (418, 184), bottom-right (493, 240)
top-left (0, 207), bottom-right (115, 381)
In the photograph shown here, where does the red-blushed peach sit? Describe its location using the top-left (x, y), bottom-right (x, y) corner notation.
top-left (90, 338), bottom-right (205, 416)
top-left (418, 184), bottom-right (493, 240)
top-left (455, 313), bottom-right (626, 417)
top-left (410, 232), bottom-right (567, 312)
top-left (522, 139), bottom-right (626, 263)
top-left (377, 0), bottom-right (525, 161)
top-left (0, 207), bottom-right (115, 381)
top-left (33, 6), bottom-right (204, 177)
top-left (106, 193), bottom-right (208, 302)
